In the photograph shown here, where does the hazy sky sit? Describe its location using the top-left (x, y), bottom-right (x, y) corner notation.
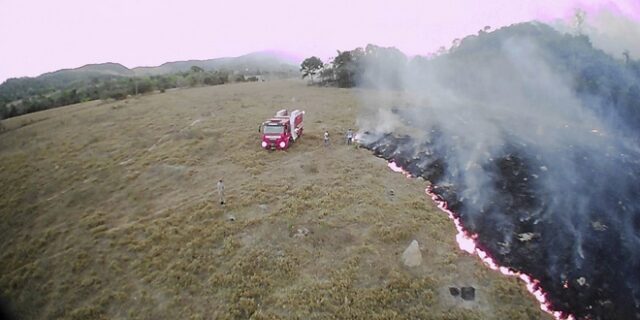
top-left (1, 0), bottom-right (638, 82)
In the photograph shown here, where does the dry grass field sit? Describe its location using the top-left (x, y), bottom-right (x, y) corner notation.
top-left (0, 80), bottom-right (549, 319)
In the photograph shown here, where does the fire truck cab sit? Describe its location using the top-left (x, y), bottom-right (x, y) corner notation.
top-left (260, 109), bottom-right (304, 150)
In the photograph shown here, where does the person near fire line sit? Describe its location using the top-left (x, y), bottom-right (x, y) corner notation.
top-left (346, 128), bottom-right (354, 145)
top-left (217, 178), bottom-right (225, 205)
top-left (324, 130), bottom-right (330, 147)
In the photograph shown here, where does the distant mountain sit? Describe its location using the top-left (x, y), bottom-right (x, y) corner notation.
top-left (22, 62), bottom-right (136, 91)
top-left (0, 51), bottom-right (300, 119)
top-left (132, 51), bottom-right (299, 76)
top-left (41, 62), bottom-right (134, 79)
top-left (0, 51), bottom-right (299, 109)
top-left (2, 51), bottom-right (298, 89)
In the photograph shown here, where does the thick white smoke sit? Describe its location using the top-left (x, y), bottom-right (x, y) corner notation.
top-left (357, 19), bottom-right (640, 319)
top-left (553, 9), bottom-right (640, 59)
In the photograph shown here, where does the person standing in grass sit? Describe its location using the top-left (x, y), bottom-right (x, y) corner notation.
top-left (217, 178), bottom-right (225, 205)
top-left (324, 130), bottom-right (330, 147)
top-left (346, 128), bottom-right (354, 145)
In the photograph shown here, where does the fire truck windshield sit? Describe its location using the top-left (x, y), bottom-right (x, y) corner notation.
top-left (263, 125), bottom-right (284, 134)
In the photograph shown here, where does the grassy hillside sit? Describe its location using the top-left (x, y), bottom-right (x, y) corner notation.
top-left (0, 80), bottom-right (548, 319)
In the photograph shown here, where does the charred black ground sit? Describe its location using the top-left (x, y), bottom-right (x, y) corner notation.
top-left (360, 132), bottom-right (640, 319)
top-left (354, 21), bottom-right (640, 320)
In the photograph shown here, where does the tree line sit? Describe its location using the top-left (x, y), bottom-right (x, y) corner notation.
top-left (0, 68), bottom-right (261, 120)
top-left (300, 23), bottom-right (640, 131)
top-left (300, 44), bottom-right (409, 88)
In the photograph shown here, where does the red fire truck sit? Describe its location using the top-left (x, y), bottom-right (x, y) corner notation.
top-left (260, 109), bottom-right (304, 150)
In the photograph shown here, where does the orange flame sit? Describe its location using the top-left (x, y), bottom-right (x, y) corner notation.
top-left (387, 161), bottom-right (574, 320)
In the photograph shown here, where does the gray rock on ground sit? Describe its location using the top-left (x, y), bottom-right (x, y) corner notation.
top-left (402, 239), bottom-right (422, 267)
top-left (293, 227), bottom-right (310, 238)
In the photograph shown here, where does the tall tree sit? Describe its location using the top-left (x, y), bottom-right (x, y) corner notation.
top-left (300, 56), bottom-right (323, 84)
top-left (333, 48), bottom-right (364, 88)
top-left (320, 63), bottom-right (334, 84)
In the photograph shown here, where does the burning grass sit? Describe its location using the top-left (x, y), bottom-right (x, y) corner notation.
top-left (0, 81), bottom-right (548, 319)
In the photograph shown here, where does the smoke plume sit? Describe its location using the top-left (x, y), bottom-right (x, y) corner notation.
top-left (357, 20), bottom-right (640, 319)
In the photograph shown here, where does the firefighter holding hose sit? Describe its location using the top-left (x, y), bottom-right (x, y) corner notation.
top-left (346, 128), bottom-right (354, 145)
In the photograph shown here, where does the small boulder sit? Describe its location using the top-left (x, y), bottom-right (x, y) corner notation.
top-left (402, 240), bottom-right (422, 267)
top-left (461, 287), bottom-right (475, 301)
top-left (293, 227), bottom-right (310, 238)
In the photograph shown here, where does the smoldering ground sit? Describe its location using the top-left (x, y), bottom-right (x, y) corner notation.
top-left (358, 22), bottom-right (640, 319)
